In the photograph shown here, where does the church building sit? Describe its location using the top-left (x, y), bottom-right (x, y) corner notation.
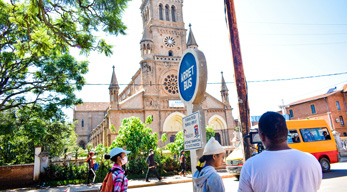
top-left (73, 0), bottom-right (236, 148)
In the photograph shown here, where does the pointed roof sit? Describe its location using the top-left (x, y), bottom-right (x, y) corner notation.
top-left (140, 25), bottom-right (152, 43)
top-left (109, 66), bottom-right (119, 89)
top-left (221, 72), bottom-right (228, 92)
top-left (187, 24), bottom-right (198, 47)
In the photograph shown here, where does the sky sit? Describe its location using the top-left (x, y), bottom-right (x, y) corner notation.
top-left (67, 0), bottom-right (347, 121)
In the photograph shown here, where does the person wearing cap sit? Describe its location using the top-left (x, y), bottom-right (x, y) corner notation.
top-left (86, 151), bottom-right (96, 184)
top-left (145, 149), bottom-right (162, 182)
top-left (108, 147), bottom-right (131, 192)
top-left (179, 150), bottom-right (186, 177)
top-left (193, 137), bottom-right (225, 192)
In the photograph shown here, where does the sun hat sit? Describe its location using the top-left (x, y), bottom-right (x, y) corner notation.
top-left (203, 137), bottom-right (225, 155)
top-left (109, 147), bottom-right (131, 158)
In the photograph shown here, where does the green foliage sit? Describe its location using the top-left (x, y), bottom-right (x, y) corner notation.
top-left (111, 116), bottom-right (158, 161)
top-left (110, 125), bottom-right (116, 133)
top-left (156, 153), bottom-right (181, 174)
top-left (0, 106), bottom-right (77, 165)
top-left (165, 126), bottom-right (216, 157)
top-left (206, 126), bottom-right (216, 141)
top-left (165, 131), bottom-right (184, 157)
top-left (110, 116), bottom-right (158, 175)
top-left (0, 0), bottom-right (130, 112)
top-left (161, 133), bottom-right (167, 143)
top-left (41, 163), bottom-right (87, 182)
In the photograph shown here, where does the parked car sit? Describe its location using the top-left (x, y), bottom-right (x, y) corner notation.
top-left (225, 145), bottom-right (243, 180)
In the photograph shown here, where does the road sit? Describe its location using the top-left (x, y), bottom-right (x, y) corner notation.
top-left (129, 159), bottom-right (347, 192)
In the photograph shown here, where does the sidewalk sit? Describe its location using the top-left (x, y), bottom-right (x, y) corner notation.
top-left (4, 171), bottom-right (234, 192)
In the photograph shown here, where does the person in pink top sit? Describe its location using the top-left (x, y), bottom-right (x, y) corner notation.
top-left (108, 147), bottom-right (131, 192)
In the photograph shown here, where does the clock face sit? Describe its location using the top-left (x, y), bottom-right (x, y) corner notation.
top-left (164, 36), bottom-right (175, 48)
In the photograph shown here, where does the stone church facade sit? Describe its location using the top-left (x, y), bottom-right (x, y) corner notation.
top-left (73, 0), bottom-right (236, 148)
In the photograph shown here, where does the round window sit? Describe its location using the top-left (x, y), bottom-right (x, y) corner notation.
top-left (163, 74), bottom-right (178, 94)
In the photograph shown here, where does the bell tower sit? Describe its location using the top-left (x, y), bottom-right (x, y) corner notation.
top-left (139, 0), bottom-right (186, 97)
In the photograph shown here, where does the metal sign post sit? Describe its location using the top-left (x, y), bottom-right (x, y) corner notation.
top-left (178, 48), bottom-right (208, 174)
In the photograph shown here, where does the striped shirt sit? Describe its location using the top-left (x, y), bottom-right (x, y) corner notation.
top-left (111, 164), bottom-right (128, 192)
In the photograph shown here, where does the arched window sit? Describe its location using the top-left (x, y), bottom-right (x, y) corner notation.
top-left (165, 5), bottom-right (170, 21)
top-left (142, 44), bottom-right (146, 55)
top-left (171, 6), bottom-right (176, 22)
top-left (81, 120), bottom-right (84, 127)
top-left (79, 140), bottom-right (86, 149)
top-left (168, 50), bottom-right (173, 56)
top-left (170, 135), bottom-right (175, 143)
top-left (147, 43), bottom-right (151, 54)
top-left (215, 133), bottom-right (221, 144)
top-left (159, 4), bottom-right (163, 20)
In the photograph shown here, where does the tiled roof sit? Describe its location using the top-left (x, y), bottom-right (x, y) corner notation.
top-left (288, 90), bottom-right (341, 106)
top-left (74, 102), bottom-right (109, 111)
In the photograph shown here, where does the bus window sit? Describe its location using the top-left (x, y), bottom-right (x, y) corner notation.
top-left (288, 129), bottom-right (300, 143)
top-left (300, 127), bottom-right (330, 142)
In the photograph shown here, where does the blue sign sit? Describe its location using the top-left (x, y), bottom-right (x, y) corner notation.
top-left (178, 53), bottom-right (197, 102)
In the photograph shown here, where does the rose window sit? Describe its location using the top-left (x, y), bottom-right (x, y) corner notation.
top-left (163, 74), bottom-right (178, 94)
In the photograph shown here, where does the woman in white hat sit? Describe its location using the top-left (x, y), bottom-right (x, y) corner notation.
top-left (193, 137), bottom-right (225, 192)
top-left (108, 147), bottom-right (131, 192)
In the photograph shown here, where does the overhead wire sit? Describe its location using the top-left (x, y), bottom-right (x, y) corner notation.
top-left (83, 71), bottom-right (347, 86)
top-left (240, 21), bottom-right (347, 26)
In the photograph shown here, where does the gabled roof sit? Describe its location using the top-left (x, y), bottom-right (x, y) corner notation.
top-left (74, 102), bottom-right (109, 111)
top-left (288, 90), bottom-right (341, 106)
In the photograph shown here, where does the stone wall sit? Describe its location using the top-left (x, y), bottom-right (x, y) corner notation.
top-left (0, 164), bottom-right (34, 189)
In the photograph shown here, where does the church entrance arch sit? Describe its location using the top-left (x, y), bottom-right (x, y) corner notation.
top-left (78, 140), bottom-right (86, 149)
top-left (163, 112), bottom-right (185, 143)
top-left (208, 115), bottom-right (227, 145)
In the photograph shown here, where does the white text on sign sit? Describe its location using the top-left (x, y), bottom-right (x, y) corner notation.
top-left (181, 66), bottom-right (194, 91)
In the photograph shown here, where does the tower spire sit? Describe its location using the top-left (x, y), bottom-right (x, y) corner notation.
top-left (109, 65), bottom-right (119, 89)
top-left (187, 24), bottom-right (198, 49)
top-left (109, 66), bottom-right (120, 108)
top-left (221, 71), bottom-right (230, 107)
top-left (140, 25), bottom-right (153, 59)
top-left (141, 25), bottom-right (152, 43)
top-left (221, 71), bottom-right (228, 92)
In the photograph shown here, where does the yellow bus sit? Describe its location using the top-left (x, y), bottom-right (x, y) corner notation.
top-left (226, 119), bottom-right (341, 178)
top-left (286, 119), bottom-right (340, 172)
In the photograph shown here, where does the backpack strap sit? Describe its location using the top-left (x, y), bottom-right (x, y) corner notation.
top-left (110, 167), bottom-right (126, 189)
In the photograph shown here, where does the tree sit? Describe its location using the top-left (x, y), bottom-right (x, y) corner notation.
top-left (206, 125), bottom-right (216, 141)
top-left (110, 116), bottom-right (158, 175)
top-left (111, 116), bottom-right (158, 160)
top-left (0, 0), bottom-right (130, 112)
top-left (165, 126), bottom-right (216, 157)
top-left (0, 105), bottom-right (77, 165)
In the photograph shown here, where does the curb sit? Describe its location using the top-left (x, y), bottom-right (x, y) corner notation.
top-left (128, 174), bottom-right (234, 189)
top-left (77, 174), bottom-right (234, 191)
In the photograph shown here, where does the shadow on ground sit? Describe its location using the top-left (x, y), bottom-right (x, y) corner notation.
top-left (323, 169), bottom-right (347, 179)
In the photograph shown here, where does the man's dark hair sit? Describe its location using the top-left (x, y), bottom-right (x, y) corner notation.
top-left (258, 111), bottom-right (288, 144)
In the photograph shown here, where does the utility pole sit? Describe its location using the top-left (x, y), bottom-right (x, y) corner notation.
top-left (225, 0), bottom-right (252, 160)
top-left (279, 99), bottom-right (289, 115)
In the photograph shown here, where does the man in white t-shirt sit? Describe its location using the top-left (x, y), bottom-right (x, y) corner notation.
top-left (238, 111), bottom-right (322, 192)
